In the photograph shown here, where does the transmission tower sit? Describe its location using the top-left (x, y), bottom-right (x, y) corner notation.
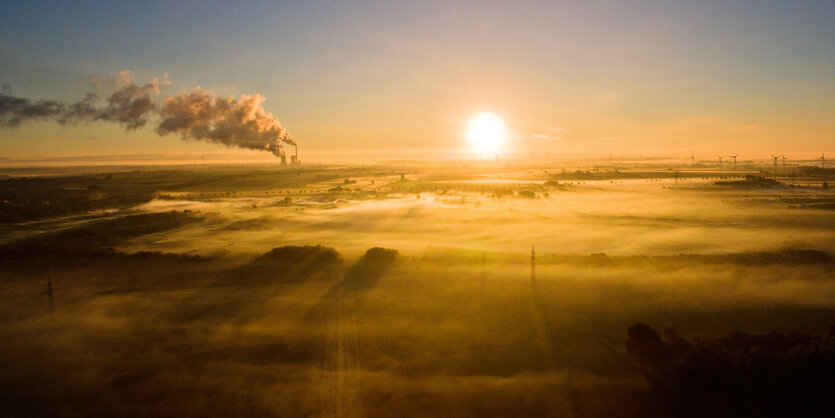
top-left (530, 245), bottom-right (536, 289)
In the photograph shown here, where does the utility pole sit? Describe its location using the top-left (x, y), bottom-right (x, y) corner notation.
top-left (47, 274), bottom-right (54, 312)
top-left (530, 245), bottom-right (536, 289)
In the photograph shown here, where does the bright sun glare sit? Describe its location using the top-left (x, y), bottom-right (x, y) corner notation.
top-left (466, 112), bottom-right (507, 155)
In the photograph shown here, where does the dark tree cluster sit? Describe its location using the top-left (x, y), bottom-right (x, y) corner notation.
top-left (228, 245), bottom-right (343, 284)
top-left (714, 176), bottom-right (785, 189)
top-left (626, 323), bottom-right (835, 417)
top-left (345, 247), bottom-right (399, 290)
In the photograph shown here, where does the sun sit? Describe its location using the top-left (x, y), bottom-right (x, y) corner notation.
top-left (466, 112), bottom-right (507, 155)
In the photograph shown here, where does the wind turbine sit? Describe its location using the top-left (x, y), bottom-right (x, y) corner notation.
top-left (689, 153), bottom-right (695, 167)
top-left (771, 154), bottom-right (780, 179)
top-left (717, 155), bottom-right (723, 167)
top-left (821, 153), bottom-right (826, 171)
top-left (730, 154), bottom-right (739, 169)
top-left (781, 154), bottom-right (787, 168)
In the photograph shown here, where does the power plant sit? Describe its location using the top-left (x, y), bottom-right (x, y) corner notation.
top-left (266, 138), bottom-right (301, 166)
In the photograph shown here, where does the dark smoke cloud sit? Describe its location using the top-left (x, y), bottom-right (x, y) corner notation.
top-left (1, 72), bottom-right (165, 131)
top-left (58, 93), bottom-right (100, 125)
top-left (1, 84), bottom-right (65, 127)
top-left (96, 73), bottom-right (168, 130)
top-left (0, 72), bottom-right (294, 158)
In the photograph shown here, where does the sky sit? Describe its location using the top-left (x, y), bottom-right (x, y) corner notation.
top-left (0, 0), bottom-right (833, 162)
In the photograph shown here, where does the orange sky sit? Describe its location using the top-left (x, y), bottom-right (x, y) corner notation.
top-left (1, 1), bottom-right (833, 163)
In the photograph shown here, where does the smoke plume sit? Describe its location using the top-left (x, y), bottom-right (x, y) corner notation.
top-left (155, 89), bottom-right (294, 158)
top-left (1, 72), bottom-right (166, 130)
top-left (0, 72), bottom-right (294, 159)
top-left (1, 84), bottom-right (66, 127)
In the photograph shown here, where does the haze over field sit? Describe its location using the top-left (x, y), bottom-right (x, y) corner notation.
top-left (2, 162), bottom-right (834, 417)
top-left (1, 1), bottom-right (834, 417)
top-left (125, 172), bottom-right (835, 257)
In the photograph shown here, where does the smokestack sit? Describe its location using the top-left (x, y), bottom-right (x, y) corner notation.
top-left (292, 144), bottom-right (299, 165)
top-left (266, 140), bottom-right (287, 166)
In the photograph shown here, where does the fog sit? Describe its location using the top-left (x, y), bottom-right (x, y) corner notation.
top-left (1, 162), bottom-right (833, 417)
top-left (121, 180), bottom-right (835, 258)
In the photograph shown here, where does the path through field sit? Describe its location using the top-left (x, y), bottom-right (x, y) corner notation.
top-left (326, 284), bottom-right (359, 417)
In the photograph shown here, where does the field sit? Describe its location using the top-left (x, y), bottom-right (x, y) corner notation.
top-left (1, 161), bottom-right (834, 417)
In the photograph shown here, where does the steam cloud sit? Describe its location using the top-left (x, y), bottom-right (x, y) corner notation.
top-left (155, 89), bottom-right (294, 158)
top-left (0, 72), bottom-right (294, 159)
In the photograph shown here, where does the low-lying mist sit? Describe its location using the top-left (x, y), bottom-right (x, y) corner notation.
top-left (1, 163), bottom-right (833, 416)
top-left (2, 245), bottom-right (832, 416)
top-left (120, 182), bottom-right (835, 258)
